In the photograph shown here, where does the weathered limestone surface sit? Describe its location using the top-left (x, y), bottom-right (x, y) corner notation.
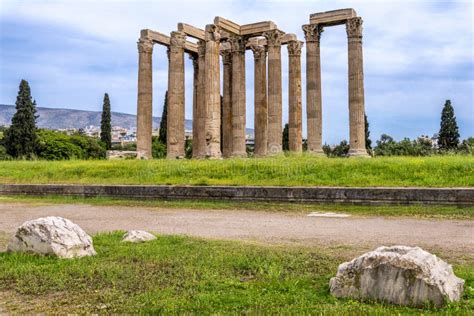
top-left (230, 36), bottom-right (247, 157)
top-left (106, 150), bottom-right (137, 160)
top-left (221, 46), bottom-right (233, 158)
top-left (7, 216), bottom-right (96, 258)
top-left (136, 37), bottom-right (153, 159)
top-left (204, 25), bottom-right (222, 158)
top-left (250, 43), bottom-right (268, 157)
top-left (167, 31), bottom-right (186, 159)
top-left (310, 8), bottom-right (357, 26)
top-left (330, 246), bottom-right (465, 307)
top-left (193, 41), bottom-right (207, 159)
top-left (302, 24), bottom-right (324, 154)
top-left (346, 17), bottom-right (369, 157)
top-left (288, 40), bottom-right (303, 153)
top-left (264, 30), bottom-right (284, 155)
top-left (122, 230), bottom-right (157, 243)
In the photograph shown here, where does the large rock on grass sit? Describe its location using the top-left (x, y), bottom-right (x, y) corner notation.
top-left (7, 216), bottom-right (96, 259)
top-left (122, 230), bottom-right (156, 243)
top-left (329, 246), bottom-right (464, 307)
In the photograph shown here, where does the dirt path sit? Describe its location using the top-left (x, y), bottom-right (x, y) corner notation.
top-left (0, 203), bottom-right (472, 254)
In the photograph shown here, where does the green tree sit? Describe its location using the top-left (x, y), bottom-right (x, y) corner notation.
top-left (4, 80), bottom-right (38, 158)
top-left (100, 93), bottom-right (112, 149)
top-left (438, 100), bottom-right (460, 151)
top-left (282, 123), bottom-right (289, 151)
top-left (365, 113), bottom-right (372, 150)
top-left (158, 91), bottom-right (168, 145)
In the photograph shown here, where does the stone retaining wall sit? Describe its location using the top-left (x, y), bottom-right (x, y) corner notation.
top-left (1, 184), bottom-right (473, 205)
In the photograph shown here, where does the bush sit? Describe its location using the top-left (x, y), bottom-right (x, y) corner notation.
top-left (36, 130), bottom-right (105, 160)
top-left (323, 140), bottom-right (350, 157)
top-left (374, 134), bottom-right (435, 157)
top-left (152, 136), bottom-right (166, 159)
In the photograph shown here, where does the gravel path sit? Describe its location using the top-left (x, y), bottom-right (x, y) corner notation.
top-left (0, 203), bottom-right (472, 254)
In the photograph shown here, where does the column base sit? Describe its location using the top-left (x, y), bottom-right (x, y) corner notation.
top-left (307, 149), bottom-right (326, 157)
top-left (231, 152), bottom-right (248, 158)
top-left (348, 148), bottom-right (371, 158)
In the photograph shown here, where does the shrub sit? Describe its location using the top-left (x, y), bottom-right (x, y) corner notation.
top-left (36, 130), bottom-right (105, 160)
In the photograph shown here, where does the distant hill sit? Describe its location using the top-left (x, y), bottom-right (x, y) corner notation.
top-left (0, 104), bottom-right (254, 134)
top-left (0, 104), bottom-right (184, 130)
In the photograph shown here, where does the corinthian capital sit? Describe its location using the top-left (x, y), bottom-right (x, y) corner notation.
top-left (346, 17), bottom-right (363, 38)
top-left (250, 44), bottom-right (266, 60)
top-left (221, 48), bottom-right (232, 65)
top-left (170, 31), bottom-right (186, 49)
top-left (205, 24), bottom-right (221, 42)
top-left (137, 37), bottom-right (153, 54)
top-left (287, 40), bottom-right (303, 57)
top-left (229, 36), bottom-right (246, 54)
top-left (197, 40), bottom-right (206, 58)
top-left (302, 24), bottom-right (323, 42)
top-left (263, 30), bottom-right (284, 47)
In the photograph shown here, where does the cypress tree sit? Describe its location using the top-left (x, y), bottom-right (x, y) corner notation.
top-left (100, 93), bottom-right (112, 149)
top-left (365, 113), bottom-right (372, 150)
top-left (282, 123), bottom-right (289, 151)
top-left (158, 91), bottom-right (168, 145)
top-left (438, 100), bottom-right (460, 150)
top-left (4, 80), bottom-right (38, 158)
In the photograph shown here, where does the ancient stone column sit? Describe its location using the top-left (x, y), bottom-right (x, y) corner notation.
top-left (190, 53), bottom-right (199, 158)
top-left (192, 40), bottom-right (207, 159)
top-left (263, 30), bottom-right (284, 155)
top-left (250, 43), bottom-right (268, 157)
top-left (167, 31), bottom-right (186, 159)
top-left (287, 40), bottom-right (303, 153)
top-left (302, 24), bottom-right (324, 155)
top-left (229, 36), bottom-right (247, 157)
top-left (346, 17), bottom-right (369, 157)
top-left (221, 46), bottom-right (233, 158)
top-left (136, 37), bottom-right (153, 159)
top-left (204, 24), bottom-right (221, 158)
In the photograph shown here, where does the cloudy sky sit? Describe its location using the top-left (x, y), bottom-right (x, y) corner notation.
top-left (0, 0), bottom-right (472, 143)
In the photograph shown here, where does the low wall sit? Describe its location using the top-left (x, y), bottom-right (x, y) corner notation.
top-left (0, 184), bottom-right (473, 205)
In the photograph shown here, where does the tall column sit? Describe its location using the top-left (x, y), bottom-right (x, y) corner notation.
top-left (302, 24), bottom-right (324, 154)
top-left (346, 17), bottom-right (369, 157)
top-left (264, 30), bottom-right (284, 155)
top-left (229, 36), bottom-right (247, 157)
top-left (221, 46), bottom-right (233, 158)
top-left (167, 31), bottom-right (186, 159)
top-left (288, 40), bottom-right (303, 153)
top-left (204, 24), bottom-right (221, 158)
top-left (193, 40), bottom-right (207, 158)
top-left (190, 53), bottom-right (199, 158)
top-left (136, 37), bottom-right (153, 159)
top-left (250, 43), bottom-right (267, 157)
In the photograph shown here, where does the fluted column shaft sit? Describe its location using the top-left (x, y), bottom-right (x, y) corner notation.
top-left (302, 24), bottom-right (324, 154)
top-left (250, 44), bottom-right (267, 157)
top-left (136, 37), bottom-right (153, 159)
top-left (191, 54), bottom-right (199, 158)
top-left (204, 25), bottom-right (222, 158)
top-left (221, 47), bottom-right (233, 158)
top-left (346, 17), bottom-right (368, 157)
top-left (167, 31), bottom-right (186, 159)
top-left (230, 36), bottom-right (247, 157)
top-left (264, 30), bottom-right (284, 155)
top-left (288, 40), bottom-right (303, 153)
top-left (193, 41), bottom-right (207, 158)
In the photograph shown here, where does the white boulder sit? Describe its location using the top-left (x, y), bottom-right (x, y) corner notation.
top-left (121, 230), bottom-right (156, 243)
top-left (7, 216), bottom-right (96, 259)
top-left (329, 246), bottom-right (464, 307)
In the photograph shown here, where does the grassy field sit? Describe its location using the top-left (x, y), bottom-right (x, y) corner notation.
top-left (1, 232), bottom-right (472, 314)
top-left (1, 195), bottom-right (473, 219)
top-left (0, 155), bottom-right (473, 187)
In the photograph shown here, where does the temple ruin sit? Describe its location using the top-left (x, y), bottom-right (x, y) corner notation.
top-left (136, 8), bottom-right (369, 159)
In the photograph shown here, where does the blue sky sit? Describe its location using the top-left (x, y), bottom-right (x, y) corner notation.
top-left (0, 0), bottom-right (472, 143)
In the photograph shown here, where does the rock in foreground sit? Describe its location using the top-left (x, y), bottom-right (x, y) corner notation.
top-left (122, 230), bottom-right (156, 243)
top-left (7, 216), bottom-right (96, 259)
top-left (329, 246), bottom-right (464, 307)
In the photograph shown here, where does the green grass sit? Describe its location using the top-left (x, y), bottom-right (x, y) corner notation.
top-left (0, 155), bottom-right (473, 187)
top-left (0, 233), bottom-right (472, 314)
top-left (2, 195), bottom-right (473, 220)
